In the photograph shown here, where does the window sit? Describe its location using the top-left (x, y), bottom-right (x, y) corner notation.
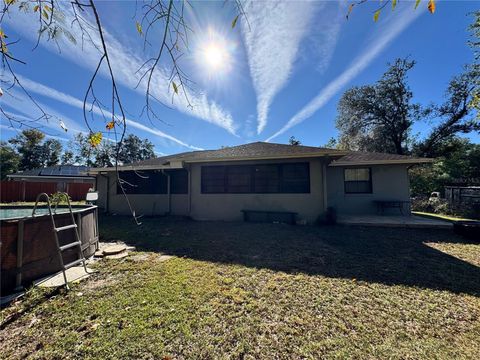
top-left (344, 168), bottom-right (372, 194)
top-left (226, 166), bottom-right (252, 193)
top-left (169, 169), bottom-right (188, 194)
top-left (201, 163), bottom-right (310, 194)
top-left (201, 166), bottom-right (226, 193)
top-left (281, 163), bottom-right (310, 193)
top-left (117, 170), bottom-right (167, 194)
top-left (253, 165), bottom-right (280, 193)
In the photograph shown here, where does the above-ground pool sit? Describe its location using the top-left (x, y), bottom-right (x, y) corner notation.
top-left (0, 207), bottom-right (73, 220)
top-left (1, 205), bottom-right (99, 295)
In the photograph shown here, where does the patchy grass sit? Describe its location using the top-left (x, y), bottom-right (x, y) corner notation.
top-left (1, 216), bottom-right (480, 359)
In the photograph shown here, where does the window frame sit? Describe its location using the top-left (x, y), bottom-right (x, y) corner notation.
top-left (116, 170), bottom-right (168, 195)
top-left (201, 163), bottom-right (310, 194)
top-left (343, 167), bottom-right (373, 194)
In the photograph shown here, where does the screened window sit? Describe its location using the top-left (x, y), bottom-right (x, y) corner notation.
top-left (253, 165), bottom-right (280, 193)
top-left (201, 166), bottom-right (226, 193)
top-left (226, 166), bottom-right (252, 193)
top-left (117, 170), bottom-right (167, 194)
top-left (169, 169), bottom-right (188, 194)
top-left (201, 163), bottom-right (310, 194)
top-left (281, 163), bottom-right (310, 193)
top-left (344, 168), bottom-right (372, 194)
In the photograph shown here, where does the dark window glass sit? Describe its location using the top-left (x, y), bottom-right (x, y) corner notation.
top-left (201, 166), bottom-right (226, 193)
top-left (281, 163), bottom-right (310, 193)
top-left (253, 165), bottom-right (280, 193)
top-left (226, 166), bottom-right (252, 193)
top-left (117, 170), bottom-right (167, 194)
top-left (201, 163), bottom-right (310, 194)
top-left (344, 168), bottom-right (372, 194)
top-left (170, 169), bottom-right (188, 194)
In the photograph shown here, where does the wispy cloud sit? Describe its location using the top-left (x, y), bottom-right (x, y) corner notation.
top-left (2, 90), bottom-right (87, 135)
top-left (241, 0), bottom-right (319, 134)
top-left (4, 4), bottom-right (236, 134)
top-left (266, 6), bottom-right (425, 142)
top-left (306, 4), bottom-right (344, 74)
top-left (15, 75), bottom-right (203, 150)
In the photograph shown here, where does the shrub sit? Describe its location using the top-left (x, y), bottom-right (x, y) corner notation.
top-left (49, 192), bottom-right (71, 204)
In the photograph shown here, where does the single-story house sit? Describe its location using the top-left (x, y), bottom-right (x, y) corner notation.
top-left (90, 142), bottom-right (432, 223)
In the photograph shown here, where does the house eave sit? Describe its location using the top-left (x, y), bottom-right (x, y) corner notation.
top-left (328, 158), bottom-right (434, 167)
top-left (89, 163), bottom-right (184, 173)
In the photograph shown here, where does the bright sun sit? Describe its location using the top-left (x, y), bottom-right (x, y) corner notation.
top-left (203, 43), bottom-right (226, 70)
top-left (195, 30), bottom-right (233, 76)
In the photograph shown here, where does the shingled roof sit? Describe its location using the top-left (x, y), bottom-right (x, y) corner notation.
top-left (329, 151), bottom-right (432, 166)
top-left (129, 142), bottom-right (347, 166)
top-left (90, 142), bottom-right (431, 172)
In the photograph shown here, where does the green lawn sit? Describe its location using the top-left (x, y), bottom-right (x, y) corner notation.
top-left (1, 216), bottom-right (480, 359)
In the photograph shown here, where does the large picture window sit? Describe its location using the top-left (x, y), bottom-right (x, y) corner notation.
top-left (201, 163), bottom-right (310, 194)
top-left (344, 168), bottom-right (372, 194)
top-left (117, 170), bottom-right (167, 194)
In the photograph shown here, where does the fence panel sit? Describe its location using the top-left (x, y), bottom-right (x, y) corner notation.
top-left (0, 181), bottom-right (23, 202)
top-left (1, 181), bottom-right (94, 202)
top-left (67, 183), bottom-right (94, 201)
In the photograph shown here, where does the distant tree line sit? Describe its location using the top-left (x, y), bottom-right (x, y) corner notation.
top-left (0, 129), bottom-right (155, 179)
top-left (315, 12), bottom-right (480, 196)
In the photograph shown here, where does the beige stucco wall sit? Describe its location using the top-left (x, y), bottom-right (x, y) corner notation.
top-left (96, 173), bottom-right (172, 216)
top-left (326, 164), bottom-right (411, 215)
top-left (95, 160), bottom-right (412, 220)
top-left (188, 158), bottom-right (326, 223)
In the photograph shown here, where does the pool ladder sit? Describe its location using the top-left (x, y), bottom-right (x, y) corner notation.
top-left (32, 193), bottom-right (90, 290)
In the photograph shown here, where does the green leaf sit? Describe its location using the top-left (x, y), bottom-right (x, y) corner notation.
top-left (172, 81), bottom-right (178, 94)
top-left (44, 5), bottom-right (52, 12)
top-left (414, 0), bottom-right (421, 9)
top-left (135, 21), bottom-right (143, 35)
top-left (231, 14), bottom-right (239, 29)
top-left (88, 132), bottom-right (102, 148)
top-left (392, 0), bottom-right (397, 10)
top-left (373, 10), bottom-right (381, 22)
top-left (42, 9), bottom-right (49, 20)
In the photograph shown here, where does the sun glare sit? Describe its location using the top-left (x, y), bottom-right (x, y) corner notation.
top-left (195, 29), bottom-right (234, 77)
top-left (203, 43), bottom-right (226, 70)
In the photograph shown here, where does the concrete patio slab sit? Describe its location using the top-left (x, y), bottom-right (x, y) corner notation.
top-left (337, 215), bottom-right (452, 229)
top-left (35, 266), bottom-right (95, 288)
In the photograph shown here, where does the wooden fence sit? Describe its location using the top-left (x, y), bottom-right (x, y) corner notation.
top-left (0, 181), bottom-right (94, 202)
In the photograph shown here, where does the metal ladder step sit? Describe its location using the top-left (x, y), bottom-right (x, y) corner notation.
top-left (32, 192), bottom-right (90, 290)
top-left (55, 224), bottom-right (77, 232)
top-left (59, 241), bottom-right (82, 252)
top-left (64, 258), bottom-right (85, 270)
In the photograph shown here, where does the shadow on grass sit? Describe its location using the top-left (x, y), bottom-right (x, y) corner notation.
top-left (100, 215), bottom-right (480, 297)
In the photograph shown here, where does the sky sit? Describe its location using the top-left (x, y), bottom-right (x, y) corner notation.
top-left (0, 0), bottom-right (478, 155)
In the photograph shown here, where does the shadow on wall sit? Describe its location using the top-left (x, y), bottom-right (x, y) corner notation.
top-left (100, 215), bottom-right (480, 297)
